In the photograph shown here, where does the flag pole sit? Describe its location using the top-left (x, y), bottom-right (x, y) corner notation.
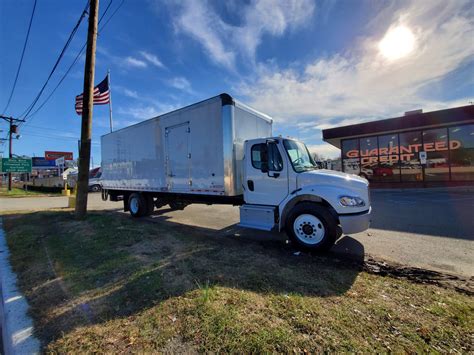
top-left (107, 69), bottom-right (114, 133)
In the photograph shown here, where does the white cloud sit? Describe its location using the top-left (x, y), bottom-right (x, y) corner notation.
top-left (235, 0), bottom-right (315, 60)
top-left (117, 102), bottom-right (181, 120)
top-left (139, 51), bottom-right (165, 68)
top-left (167, 77), bottom-right (192, 93)
top-left (168, 0), bottom-right (314, 69)
top-left (114, 86), bottom-right (139, 99)
top-left (117, 105), bottom-right (160, 119)
top-left (239, 0), bottom-right (474, 127)
top-left (172, 0), bottom-right (235, 69)
top-left (123, 56), bottom-right (148, 68)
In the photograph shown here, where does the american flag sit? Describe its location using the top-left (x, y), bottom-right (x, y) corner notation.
top-left (75, 76), bottom-right (110, 115)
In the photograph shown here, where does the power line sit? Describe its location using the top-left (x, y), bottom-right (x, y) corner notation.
top-left (1, 0), bottom-right (125, 148)
top-left (1, 0), bottom-right (38, 115)
top-left (98, 0), bottom-right (124, 31)
top-left (22, 0), bottom-right (122, 126)
top-left (20, 131), bottom-right (100, 145)
top-left (17, 1), bottom-right (90, 120)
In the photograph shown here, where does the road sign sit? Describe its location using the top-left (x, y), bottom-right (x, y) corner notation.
top-left (32, 157), bottom-right (56, 168)
top-left (55, 156), bottom-right (65, 166)
top-left (0, 158), bottom-right (32, 173)
top-left (419, 151), bottom-right (427, 165)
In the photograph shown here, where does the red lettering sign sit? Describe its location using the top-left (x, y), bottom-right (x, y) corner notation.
top-left (45, 151), bottom-right (74, 161)
top-left (344, 140), bottom-right (461, 158)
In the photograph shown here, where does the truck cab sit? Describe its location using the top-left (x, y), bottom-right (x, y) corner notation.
top-left (239, 137), bottom-right (371, 251)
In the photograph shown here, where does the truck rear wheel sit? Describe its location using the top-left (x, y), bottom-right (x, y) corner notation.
top-left (286, 203), bottom-right (337, 251)
top-left (128, 193), bottom-right (148, 218)
top-left (143, 194), bottom-right (154, 216)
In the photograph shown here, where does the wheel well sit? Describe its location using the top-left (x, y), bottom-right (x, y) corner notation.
top-left (280, 194), bottom-right (339, 229)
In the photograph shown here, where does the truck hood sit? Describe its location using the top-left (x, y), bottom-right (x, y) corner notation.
top-left (296, 169), bottom-right (370, 208)
top-left (298, 169), bottom-right (368, 188)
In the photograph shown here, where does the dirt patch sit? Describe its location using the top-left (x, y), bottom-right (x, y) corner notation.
top-left (363, 257), bottom-right (474, 296)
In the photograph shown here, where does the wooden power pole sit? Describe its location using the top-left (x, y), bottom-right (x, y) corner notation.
top-left (75, 0), bottom-right (99, 219)
top-left (0, 115), bottom-right (25, 191)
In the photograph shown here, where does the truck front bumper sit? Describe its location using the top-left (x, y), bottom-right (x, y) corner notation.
top-left (338, 207), bottom-right (371, 234)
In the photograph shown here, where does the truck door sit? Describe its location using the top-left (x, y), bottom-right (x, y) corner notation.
top-left (165, 122), bottom-right (190, 191)
top-left (244, 139), bottom-right (289, 205)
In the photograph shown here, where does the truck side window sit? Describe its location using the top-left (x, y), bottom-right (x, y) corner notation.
top-left (251, 143), bottom-right (283, 171)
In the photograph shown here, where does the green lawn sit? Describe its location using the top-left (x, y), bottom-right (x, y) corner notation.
top-left (2, 210), bottom-right (473, 352)
top-left (0, 187), bottom-right (58, 197)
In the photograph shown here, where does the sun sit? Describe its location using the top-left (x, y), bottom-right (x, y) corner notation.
top-left (378, 25), bottom-right (415, 60)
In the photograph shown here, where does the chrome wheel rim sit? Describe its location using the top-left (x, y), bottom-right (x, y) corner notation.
top-left (293, 214), bottom-right (325, 245)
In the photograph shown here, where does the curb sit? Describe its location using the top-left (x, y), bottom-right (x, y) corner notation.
top-left (0, 218), bottom-right (40, 354)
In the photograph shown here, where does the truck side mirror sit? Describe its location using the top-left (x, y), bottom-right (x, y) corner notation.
top-left (260, 161), bottom-right (269, 173)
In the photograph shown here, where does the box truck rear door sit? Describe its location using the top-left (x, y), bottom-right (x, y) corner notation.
top-left (165, 122), bottom-right (190, 191)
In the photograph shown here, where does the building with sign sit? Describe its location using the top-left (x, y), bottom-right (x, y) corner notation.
top-left (322, 105), bottom-right (474, 186)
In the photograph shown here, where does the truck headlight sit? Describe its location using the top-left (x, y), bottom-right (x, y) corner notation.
top-left (339, 196), bottom-right (365, 207)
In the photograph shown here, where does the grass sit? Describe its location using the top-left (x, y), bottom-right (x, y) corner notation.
top-left (2, 210), bottom-right (473, 353)
top-left (0, 186), bottom-right (58, 197)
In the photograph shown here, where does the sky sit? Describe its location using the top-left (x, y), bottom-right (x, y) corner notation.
top-left (0, 0), bottom-right (473, 164)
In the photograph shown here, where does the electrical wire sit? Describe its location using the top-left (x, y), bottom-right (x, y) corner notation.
top-left (17, 0), bottom-right (90, 120)
top-left (20, 131), bottom-right (100, 145)
top-left (22, 0), bottom-right (122, 126)
top-left (2, 0), bottom-right (124, 146)
top-left (1, 0), bottom-right (38, 115)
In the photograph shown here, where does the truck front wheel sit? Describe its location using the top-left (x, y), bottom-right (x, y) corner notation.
top-left (286, 203), bottom-right (338, 251)
top-left (128, 193), bottom-right (148, 218)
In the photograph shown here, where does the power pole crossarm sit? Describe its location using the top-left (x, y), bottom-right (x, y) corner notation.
top-left (0, 116), bottom-right (25, 191)
top-left (75, 0), bottom-right (99, 219)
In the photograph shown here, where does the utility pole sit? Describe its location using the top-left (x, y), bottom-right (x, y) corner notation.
top-left (75, 0), bottom-right (99, 219)
top-left (0, 115), bottom-right (25, 191)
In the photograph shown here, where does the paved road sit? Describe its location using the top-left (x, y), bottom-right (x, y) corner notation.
top-left (0, 190), bottom-right (473, 276)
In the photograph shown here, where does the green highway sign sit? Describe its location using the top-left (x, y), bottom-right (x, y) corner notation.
top-left (0, 158), bottom-right (32, 173)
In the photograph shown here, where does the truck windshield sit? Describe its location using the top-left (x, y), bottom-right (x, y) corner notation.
top-left (283, 139), bottom-right (317, 173)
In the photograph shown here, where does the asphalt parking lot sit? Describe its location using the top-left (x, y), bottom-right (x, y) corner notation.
top-left (0, 188), bottom-right (473, 276)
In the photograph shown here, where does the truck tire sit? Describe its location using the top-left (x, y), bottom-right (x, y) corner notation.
top-left (285, 202), bottom-right (338, 252)
top-left (169, 201), bottom-right (187, 211)
top-left (90, 184), bottom-right (101, 192)
top-left (128, 193), bottom-right (148, 218)
top-left (143, 194), bottom-right (155, 216)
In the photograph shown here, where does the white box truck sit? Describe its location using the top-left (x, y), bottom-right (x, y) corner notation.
top-left (101, 94), bottom-right (371, 251)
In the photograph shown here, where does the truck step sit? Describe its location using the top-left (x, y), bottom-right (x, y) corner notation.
top-left (238, 204), bottom-right (276, 231)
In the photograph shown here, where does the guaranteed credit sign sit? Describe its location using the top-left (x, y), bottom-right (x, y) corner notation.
top-left (0, 158), bottom-right (32, 173)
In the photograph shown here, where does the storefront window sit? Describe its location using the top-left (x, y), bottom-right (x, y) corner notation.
top-left (360, 137), bottom-right (378, 156)
top-left (342, 139), bottom-right (359, 159)
top-left (399, 131), bottom-right (423, 182)
top-left (449, 124), bottom-right (474, 181)
top-left (359, 137), bottom-right (378, 181)
top-left (373, 134), bottom-right (400, 182)
top-left (378, 134), bottom-right (399, 156)
top-left (422, 128), bottom-right (449, 181)
top-left (343, 158), bottom-right (360, 176)
top-left (342, 139), bottom-right (360, 175)
top-left (339, 124), bottom-right (474, 183)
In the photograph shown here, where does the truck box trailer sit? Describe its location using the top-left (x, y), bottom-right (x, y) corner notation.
top-left (101, 93), bottom-right (371, 251)
top-left (101, 94), bottom-right (271, 200)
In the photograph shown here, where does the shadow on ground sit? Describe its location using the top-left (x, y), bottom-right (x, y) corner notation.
top-left (2, 209), bottom-right (364, 346)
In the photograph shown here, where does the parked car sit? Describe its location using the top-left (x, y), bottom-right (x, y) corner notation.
top-left (373, 166), bottom-right (393, 177)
